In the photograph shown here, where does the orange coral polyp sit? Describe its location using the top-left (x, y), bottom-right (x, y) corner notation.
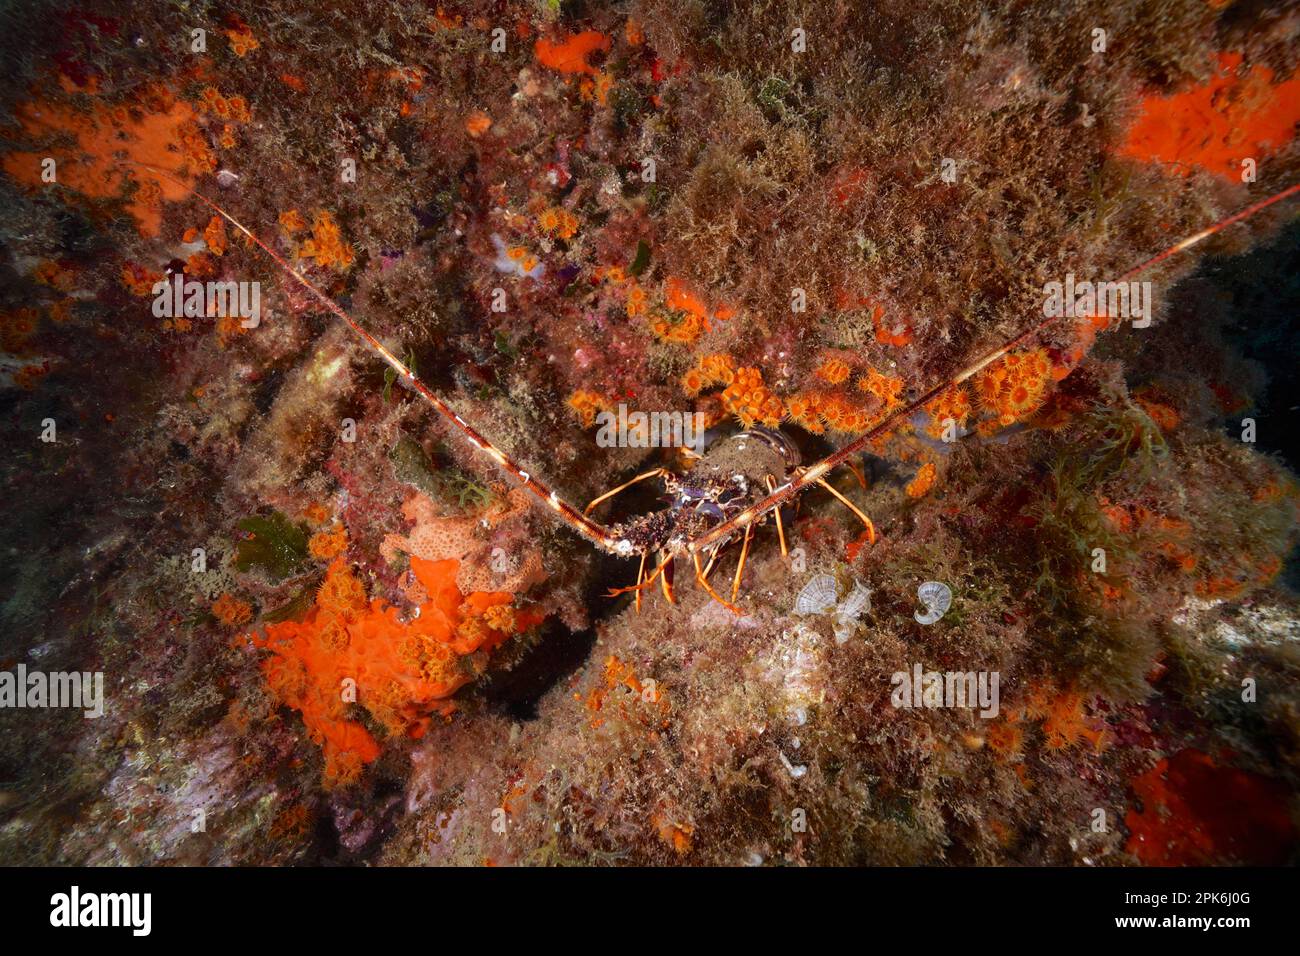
top-left (298, 210), bottom-right (355, 271)
top-left (815, 359), bottom-right (851, 385)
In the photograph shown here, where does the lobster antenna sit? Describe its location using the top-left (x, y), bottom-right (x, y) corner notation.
top-left (685, 181), bottom-right (1300, 555)
top-left (117, 161), bottom-right (623, 552)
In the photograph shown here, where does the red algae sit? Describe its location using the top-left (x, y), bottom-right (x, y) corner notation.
top-left (1125, 749), bottom-right (1295, 865)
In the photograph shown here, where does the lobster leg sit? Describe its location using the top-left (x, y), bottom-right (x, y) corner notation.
top-left (693, 552), bottom-right (741, 615)
top-left (814, 476), bottom-right (877, 543)
top-left (842, 458), bottom-right (868, 489)
top-left (731, 523), bottom-right (754, 602)
top-left (583, 468), bottom-right (668, 516)
top-left (765, 475), bottom-right (789, 557)
top-left (659, 552), bottom-right (677, 604)
top-left (635, 552), bottom-right (647, 614)
top-left (606, 552), bottom-right (670, 599)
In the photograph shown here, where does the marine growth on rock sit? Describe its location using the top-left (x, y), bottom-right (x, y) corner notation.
top-left (0, 0), bottom-right (1297, 886)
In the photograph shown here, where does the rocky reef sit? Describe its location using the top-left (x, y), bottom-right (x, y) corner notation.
top-left (0, 0), bottom-right (1298, 866)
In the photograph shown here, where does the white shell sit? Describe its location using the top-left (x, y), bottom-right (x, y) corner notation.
top-left (836, 579), bottom-right (871, 621)
top-left (793, 573), bottom-right (839, 616)
top-left (914, 581), bottom-right (953, 625)
top-left (779, 751), bottom-right (808, 779)
top-left (832, 620), bottom-right (854, 645)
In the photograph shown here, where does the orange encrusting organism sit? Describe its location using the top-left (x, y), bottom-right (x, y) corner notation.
top-left (33, 259), bottom-right (77, 291)
top-left (303, 502), bottom-right (332, 526)
top-left (985, 715), bottom-right (1025, 763)
top-left (991, 687), bottom-right (1107, 764)
top-left (684, 353), bottom-right (910, 437)
top-left (197, 86), bottom-right (252, 123)
top-left (1100, 498), bottom-right (1199, 575)
top-left (278, 209), bottom-right (308, 234)
top-left (906, 461), bottom-right (937, 498)
top-left (535, 30), bottom-right (611, 76)
top-left (650, 311), bottom-right (704, 344)
top-left (652, 813), bottom-right (694, 855)
top-left (1132, 387), bottom-right (1181, 431)
top-left (786, 392), bottom-right (827, 435)
top-left (1117, 52), bottom-right (1300, 181)
top-left (649, 277), bottom-right (735, 345)
top-left (203, 215), bottom-right (228, 256)
top-left (1, 87), bottom-right (211, 237)
top-left (578, 72), bottom-right (614, 106)
top-left (814, 358), bottom-right (851, 385)
top-left (1026, 687), bottom-right (1108, 751)
top-left (1, 308), bottom-right (40, 353)
top-left (870, 303), bottom-right (913, 347)
top-left (250, 556), bottom-right (543, 786)
top-left (121, 262), bottom-right (163, 296)
top-left (858, 367), bottom-right (906, 410)
top-left (580, 654), bottom-right (670, 731)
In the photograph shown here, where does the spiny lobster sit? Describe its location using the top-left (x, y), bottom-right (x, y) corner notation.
top-left (131, 161), bottom-right (1299, 615)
